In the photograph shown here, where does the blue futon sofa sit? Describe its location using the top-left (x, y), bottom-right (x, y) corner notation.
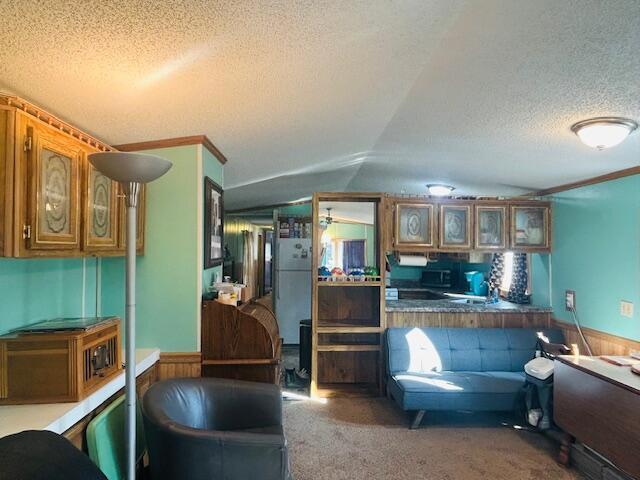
top-left (385, 327), bottom-right (564, 428)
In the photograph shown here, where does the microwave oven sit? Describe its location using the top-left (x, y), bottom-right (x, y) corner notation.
top-left (421, 269), bottom-right (452, 288)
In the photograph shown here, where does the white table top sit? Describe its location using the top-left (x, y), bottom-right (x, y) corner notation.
top-left (558, 355), bottom-right (640, 394)
top-left (0, 348), bottom-right (160, 439)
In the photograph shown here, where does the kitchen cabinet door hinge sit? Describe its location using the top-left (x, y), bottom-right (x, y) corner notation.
top-left (22, 224), bottom-right (31, 239)
top-left (24, 135), bottom-right (32, 152)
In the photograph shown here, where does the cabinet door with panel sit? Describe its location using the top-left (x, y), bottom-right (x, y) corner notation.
top-left (474, 204), bottom-right (507, 250)
top-left (117, 184), bottom-right (146, 253)
top-left (393, 201), bottom-right (436, 250)
top-left (83, 159), bottom-right (119, 251)
top-left (438, 202), bottom-right (472, 250)
top-left (509, 203), bottom-right (551, 251)
top-left (25, 123), bottom-right (82, 251)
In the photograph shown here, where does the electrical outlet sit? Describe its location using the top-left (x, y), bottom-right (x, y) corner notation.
top-left (620, 301), bottom-right (634, 318)
top-left (565, 290), bottom-right (576, 311)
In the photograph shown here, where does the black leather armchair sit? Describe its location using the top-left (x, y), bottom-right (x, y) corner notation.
top-left (142, 377), bottom-right (291, 480)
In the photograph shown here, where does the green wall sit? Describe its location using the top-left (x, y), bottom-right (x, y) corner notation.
top-left (101, 144), bottom-right (214, 352)
top-left (0, 257), bottom-right (98, 334)
top-left (551, 174), bottom-right (640, 341)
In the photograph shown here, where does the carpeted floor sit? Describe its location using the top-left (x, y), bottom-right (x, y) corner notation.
top-left (283, 397), bottom-right (582, 480)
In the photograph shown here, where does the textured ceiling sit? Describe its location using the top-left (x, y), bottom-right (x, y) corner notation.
top-left (1, 1), bottom-right (638, 209)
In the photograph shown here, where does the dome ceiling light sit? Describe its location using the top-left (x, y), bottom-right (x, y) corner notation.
top-left (426, 184), bottom-right (455, 196)
top-left (571, 117), bottom-right (637, 150)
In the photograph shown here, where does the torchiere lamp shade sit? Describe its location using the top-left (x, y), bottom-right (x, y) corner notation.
top-left (88, 152), bottom-right (172, 183)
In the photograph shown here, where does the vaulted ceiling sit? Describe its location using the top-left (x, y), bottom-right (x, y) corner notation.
top-left (1, 1), bottom-right (638, 210)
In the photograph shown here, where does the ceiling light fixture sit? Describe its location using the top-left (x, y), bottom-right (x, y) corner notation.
top-left (571, 117), bottom-right (637, 150)
top-left (426, 184), bottom-right (455, 196)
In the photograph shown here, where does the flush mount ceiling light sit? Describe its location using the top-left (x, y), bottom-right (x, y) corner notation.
top-left (571, 117), bottom-right (637, 150)
top-left (426, 184), bottom-right (455, 196)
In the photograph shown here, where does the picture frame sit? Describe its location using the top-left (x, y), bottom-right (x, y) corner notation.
top-left (475, 205), bottom-right (507, 250)
top-left (394, 203), bottom-right (435, 248)
top-left (204, 177), bottom-right (224, 268)
top-left (439, 204), bottom-right (472, 249)
top-left (510, 205), bottom-right (550, 249)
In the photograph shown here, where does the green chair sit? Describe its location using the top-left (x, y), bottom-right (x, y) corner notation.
top-left (86, 395), bottom-right (146, 480)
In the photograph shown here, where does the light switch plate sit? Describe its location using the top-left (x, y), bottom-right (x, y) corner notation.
top-left (620, 301), bottom-right (634, 318)
top-left (565, 290), bottom-right (576, 311)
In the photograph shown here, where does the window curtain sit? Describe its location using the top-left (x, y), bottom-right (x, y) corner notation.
top-left (488, 253), bottom-right (504, 293)
top-left (242, 230), bottom-right (256, 299)
top-left (506, 253), bottom-right (530, 304)
top-left (342, 240), bottom-right (365, 271)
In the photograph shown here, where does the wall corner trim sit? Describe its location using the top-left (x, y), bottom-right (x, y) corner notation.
top-left (114, 135), bottom-right (227, 165)
top-left (526, 165), bottom-right (640, 197)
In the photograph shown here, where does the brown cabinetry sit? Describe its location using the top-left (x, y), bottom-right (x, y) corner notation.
top-left (0, 94), bottom-right (145, 257)
top-left (384, 195), bottom-right (551, 254)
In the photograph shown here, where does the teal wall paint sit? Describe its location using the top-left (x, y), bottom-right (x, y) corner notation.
top-left (101, 145), bottom-right (201, 352)
top-left (202, 147), bottom-right (224, 292)
top-left (530, 253), bottom-right (551, 307)
top-left (551, 174), bottom-right (640, 340)
top-left (0, 257), bottom-right (98, 334)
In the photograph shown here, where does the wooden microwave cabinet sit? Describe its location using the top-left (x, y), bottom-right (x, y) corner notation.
top-left (0, 94), bottom-right (144, 258)
top-left (0, 317), bottom-right (122, 404)
top-left (387, 196), bottom-right (551, 253)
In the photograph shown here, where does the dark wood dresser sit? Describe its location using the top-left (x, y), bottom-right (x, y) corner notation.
top-left (554, 356), bottom-right (640, 479)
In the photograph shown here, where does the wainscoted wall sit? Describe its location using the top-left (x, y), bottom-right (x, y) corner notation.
top-left (158, 352), bottom-right (202, 380)
top-left (553, 319), bottom-right (640, 356)
top-left (0, 257), bottom-right (98, 334)
top-left (550, 174), bottom-right (640, 341)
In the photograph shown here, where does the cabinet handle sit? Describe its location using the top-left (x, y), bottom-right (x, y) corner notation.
top-left (22, 225), bottom-right (31, 239)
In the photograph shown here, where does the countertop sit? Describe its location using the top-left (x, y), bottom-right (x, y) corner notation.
top-left (0, 348), bottom-right (160, 439)
top-left (385, 298), bottom-right (552, 313)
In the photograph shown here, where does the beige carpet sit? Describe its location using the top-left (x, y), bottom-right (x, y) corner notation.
top-left (283, 397), bottom-right (582, 480)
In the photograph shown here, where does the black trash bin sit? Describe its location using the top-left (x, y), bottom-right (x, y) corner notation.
top-left (299, 319), bottom-right (312, 372)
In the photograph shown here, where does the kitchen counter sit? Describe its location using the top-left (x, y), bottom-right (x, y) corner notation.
top-left (0, 348), bottom-right (159, 439)
top-left (385, 298), bottom-right (552, 313)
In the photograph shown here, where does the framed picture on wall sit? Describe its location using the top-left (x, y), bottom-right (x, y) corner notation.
top-left (439, 204), bottom-right (472, 249)
top-left (475, 205), bottom-right (507, 250)
top-left (394, 203), bottom-right (435, 248)
top-left (204, 177), bottom-right (224, 268)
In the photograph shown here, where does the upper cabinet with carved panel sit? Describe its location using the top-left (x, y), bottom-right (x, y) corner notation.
top-left (25, 123), bottom-right (82, 252)
top-left (392, 201), bottom-right (437, 251)
top-left (84, 160), bottom-right (118, 252)
top-left (474, 203), bottom-right (508, 250)
top-left (0, 94), bottom-right (145, 258)
top-left (509, 202), bottom-right (551, 252)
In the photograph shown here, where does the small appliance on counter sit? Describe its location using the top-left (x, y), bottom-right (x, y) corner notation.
top-left (385, 288), bottom-right (399, 301)
top-left (464, 271), bottom-right (488, 296)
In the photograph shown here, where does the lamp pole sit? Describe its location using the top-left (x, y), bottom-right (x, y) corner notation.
top-left (88, 152), bottom-right (172, 480)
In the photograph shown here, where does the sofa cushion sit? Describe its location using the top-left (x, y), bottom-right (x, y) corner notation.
top-left (392, 371), bottom-right (525, 395)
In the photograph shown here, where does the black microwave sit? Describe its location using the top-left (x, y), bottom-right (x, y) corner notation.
top-left (421, 270), bottom-right (452, 288)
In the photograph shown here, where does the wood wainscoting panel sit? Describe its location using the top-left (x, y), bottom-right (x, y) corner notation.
top-left (553, 319), bottom-right (640, 356)
top-left (386, 311), bottom-right (551, 329)
top-left (158, 352), bottom-right (202, 380)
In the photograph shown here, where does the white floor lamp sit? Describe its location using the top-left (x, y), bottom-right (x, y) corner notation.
top-left (89, 152), bottom-right (172, 480)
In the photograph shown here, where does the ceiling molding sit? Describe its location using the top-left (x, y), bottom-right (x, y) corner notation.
top-left (114, 135), bottom-right (227, 165)
top-left (527, 165), bottom-right (640, 197)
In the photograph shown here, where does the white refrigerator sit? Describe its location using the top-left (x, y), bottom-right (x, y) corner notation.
top-left (275, 238), bottom-right (312, 344)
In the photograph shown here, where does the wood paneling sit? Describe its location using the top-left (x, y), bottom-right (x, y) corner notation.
top-left (317, 286), bottom-right (380, 327)
top-left (158, 352), bottom-right (202, 381)
top-left (63, 362), bottom-right (158, 450)
top-left (552, 319), bottom-right (640, 356)
top-left (114, 135), bottom-right (227, 165)
top-left (386, 311), bottom-right (552, 329)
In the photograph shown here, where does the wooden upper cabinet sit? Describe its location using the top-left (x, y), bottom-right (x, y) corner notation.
top-left (392, 201), bottom-right (437, 250)
top-left (509, 203), bottom-right (551, 252)
top-left (474, 203), bottom-right (508, 250)
top-left (117, 183), bottom-right (146, 254)
top-left (0, 94), bottom-right (145, 258)
top-left (25, 123), bottom-right (82, 251)
top-left (83, 160), bottom-right (119, 251)
top-left (438, 201), bottom-right (473, 250)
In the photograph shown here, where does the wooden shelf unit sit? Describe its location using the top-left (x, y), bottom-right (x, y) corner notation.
top-left (311, 192), bottom-right (386, 398)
